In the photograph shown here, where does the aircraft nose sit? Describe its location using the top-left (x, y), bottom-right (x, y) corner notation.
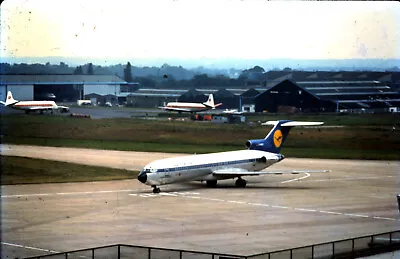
top-left (137, 171), bottom-right (147, 184)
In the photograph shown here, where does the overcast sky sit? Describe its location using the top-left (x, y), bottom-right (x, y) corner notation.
top-left (1, 0), bottom-right (399, 65)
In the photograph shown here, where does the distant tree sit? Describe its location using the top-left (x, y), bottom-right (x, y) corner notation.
top-left (160, 75), bottom-right (176, 88)
top-left (134, 76), bottom-right (156, 87)
top-left (192, 74), bottom-right (210, 87)
top-left (87, 63), bottom-right (94, 75)
top-left (124, 62), bottom-right (133, 82)
top-left (74, 66), bottom-right (84, 75)
top-left (249, 66), bottom-right (265, 73)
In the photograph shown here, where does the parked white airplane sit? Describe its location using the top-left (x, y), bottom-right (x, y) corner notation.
top-left (0, 91), bottom-right (70, 114)
top-left (159, 94), bottom-right (222, 113)
top-left (222, 109), bottom-right (243, 115)
top-left (138, 120), bottom-right (328, 193)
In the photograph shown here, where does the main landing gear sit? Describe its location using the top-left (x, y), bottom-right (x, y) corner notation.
top-left (206, 180), bottom-right (218, 188)
top-left (152, 185), bottom-right (161, 194)
top-left (235, 177), bottom-right (247, 188)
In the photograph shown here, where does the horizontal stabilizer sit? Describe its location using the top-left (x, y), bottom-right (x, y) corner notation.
top-left (261, 121), bottom-right (324, 127)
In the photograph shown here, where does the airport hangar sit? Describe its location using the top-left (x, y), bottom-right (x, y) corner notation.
top-left (0, 75), bottom-right (138, 104)
top-left (253, 71), bottom-right (400, 113)
top-left (1, 72), bottom-right (400, 113)
top-left (0, 74), bottom-right (260, 111)
top-left (254, 79), bottom-right (400, 113)
top-left (129, 78), bottom-right (400, 114)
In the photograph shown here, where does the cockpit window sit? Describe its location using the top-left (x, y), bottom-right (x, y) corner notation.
top-left (141, 169), bottom-right (151, 174)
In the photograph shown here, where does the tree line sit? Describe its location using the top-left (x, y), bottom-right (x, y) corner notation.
top-left (0, 62), bottom-right (268, 88)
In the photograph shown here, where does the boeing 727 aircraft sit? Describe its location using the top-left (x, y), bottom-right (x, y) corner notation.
top-left (159, 94), bottom-right (222, 113)
top-left (138, 120), bottom-right (327, 193)
top-left (1, 91), bottom-right (70, 114)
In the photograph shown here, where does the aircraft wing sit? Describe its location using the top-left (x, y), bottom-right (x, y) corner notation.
top-left (213, 168), bottom-right (329, 176)
top-left (28, 107), bottom-right (53, 110)
top-left (56, 105), bottom-right (70, 112)
top-left (159, 106), bottom-right (192, 112)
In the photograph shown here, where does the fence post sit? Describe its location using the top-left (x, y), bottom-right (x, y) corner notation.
top-left (148, 248), bottom-right (151, 259)
top-left (118, 245), bottom-right (121, 259)
top-left (311, 245), bottom-right (314, 259)
top-left (332, 242), bottom-right (335, 257)
top-left (92, 248), bottom-right (94, 259)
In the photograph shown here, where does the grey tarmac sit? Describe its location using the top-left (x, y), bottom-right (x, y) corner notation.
top-left (1, 144), bottom-right (399, 258)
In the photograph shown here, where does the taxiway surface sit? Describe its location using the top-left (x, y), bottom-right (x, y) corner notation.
top-left (1, 145), bottom-right (399, 258)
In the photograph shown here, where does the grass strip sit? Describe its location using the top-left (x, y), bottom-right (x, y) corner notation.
top-left (3, 136), bottom-right (398, 160)
top-left (2, 136), bottom-right (239, 153)
top-left (1, 156), bottom-right (138, 185)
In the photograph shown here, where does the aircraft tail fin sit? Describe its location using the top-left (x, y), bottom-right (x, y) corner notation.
top-left (203, 94), bottom-right (222, 109)
top-left (203, 94), bottom-right (216, 108)
top-left (245, 120), bottom-right (324, 154)
top-left (5, 91), bottom-right (17, 106)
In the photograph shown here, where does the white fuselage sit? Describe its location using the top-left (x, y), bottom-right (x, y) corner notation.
top-left (140, 149), bottom-right (281, 186)
top-left (10, 101), bottom-right (57, 111)
top-left (163, 102), bottom-right (211, 112)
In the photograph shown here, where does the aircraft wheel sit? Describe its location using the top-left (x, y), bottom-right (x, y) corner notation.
top-left (206, 180), bottom-right (217, 188)
top-left (235, 178), bottom-right (247, 188)
top-left (152, 187), bottom-right (161, 194)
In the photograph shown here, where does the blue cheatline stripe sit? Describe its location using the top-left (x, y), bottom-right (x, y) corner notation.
top-left (156, 158), bottom-right (258, 173)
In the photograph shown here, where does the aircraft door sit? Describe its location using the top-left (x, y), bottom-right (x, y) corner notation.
top-left (165, 168), bottom-right (170, 178)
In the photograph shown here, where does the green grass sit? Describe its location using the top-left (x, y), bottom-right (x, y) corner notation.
top-left (3, 136), bottom-right (238, 153)
top-left (245, 113), bottom-right (400, 126)
top-left (1, 156), bottom-right (138, 185)
top-left (1, 114), bottom-right (399, 160)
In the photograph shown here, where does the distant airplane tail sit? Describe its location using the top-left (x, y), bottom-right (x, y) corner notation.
top-left (5, 91), bottom-right (17, 106)
top-left (245, 120), bottom-right (324, 154)
top-left (203, 94), bottom-right (222, 108)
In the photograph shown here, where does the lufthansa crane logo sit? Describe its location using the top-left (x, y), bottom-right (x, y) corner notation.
top-left (273, 129), bottom-right (283, 148)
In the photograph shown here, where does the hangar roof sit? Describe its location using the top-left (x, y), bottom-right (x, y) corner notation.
top-left (0, 75), bottom-right (127, 85)
top-left (126, 87), bottom-right (264, 98)
top-left (260, 79), bottom-right (400, 109)
top-left (265, 71), bottom-right (400, 83)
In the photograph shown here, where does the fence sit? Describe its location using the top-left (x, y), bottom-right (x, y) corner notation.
top-left (24, 230), bottom-right (400, 259)
top-left (24, 244), bottom-right (246, 259)
top-left (247, 230), bottom-right (400, 259)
